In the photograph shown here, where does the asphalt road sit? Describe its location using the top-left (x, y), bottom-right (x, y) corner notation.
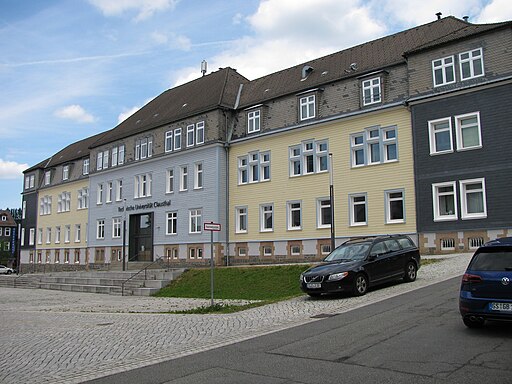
top-left (85, 277), bottom-right (512, 384)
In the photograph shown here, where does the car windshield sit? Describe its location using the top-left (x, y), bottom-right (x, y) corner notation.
top-left (470, 249), bottom-right (512, 271)
top-left (324, 243), bottom-right (370, 262)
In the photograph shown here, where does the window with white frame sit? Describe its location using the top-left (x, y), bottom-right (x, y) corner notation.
top-left (196, 121), bottom-right (205, 145)
top-left (189, 209), bottom-right (202, 234)
top-left (362, 77), bottom-right (381, 105)
top-left (37, 228), bottom-right (43, 244)
top-left (238, 156), bottom-right (248, 184)
top-left (432, 181), bottom-right (458, 221)
top-left (249, 152), bottom-right (259, 182)
top-left (317, 198), bottom-right (331, 228)
top-left (260, 152), bottom-right (270, 181)
top-left (432, 56), bottom-right (455, 87)
top-left (186, 124), bottom-right (195, 147)
top-left (102, 150), bottom-right (109, 169)
top-left (174, 128), bottom-right (182, 150)
top-left (29, 228), bottom-right (35, 245)
top-left (247, 110), bottom-right (260, 133)
top-left (22, 200), bottom-right (26, 219)
top-left (97, 220), bottom-right (105, 239)
top-left (350, 194), bottom-right (367, 226)
top-left (115, 180), bottom-right (122, 201)
top-left (165, 131), bottom-right (173, 152)
top-left (351, 127), bottom-right (397, 167)
top-left (97, 184), bottom-right (103, 205)
top-left (166, 212), bottom-right (177, 235)
top-left (287, 201), bottom-right (302, 230)
top-left (97, 151), bottom-right (103, 171)
top-left (55, 226), bottom-right (61, 243)
top-left (64, 225), bottom-right (70, 243)
top-left (235, 206), bottom-right (247, 233)
top-left (260, 204), bottom-right (273, 232)
top-left (4, 228), bottom-right (9, 236)
top-left (455, 112), bottom-right (481, 151)
top-left (118, 145), bottom-right (125, 165)
top-left (299, 95), bottom-right (315, 120)
top-left (238, 151), bottom-right (271, 184)
top-left (83, 159), bottom-right (89, 175)
top-left (135, 137), bottom-right (153, 160)
top-left (428, 118), bottom-right (453, 155)
top-left (111, 146), bottom-right (118, 167)
top-left (194, 162), bottom-right (203, 189)
top-left (44, 171), bottom-right (51, 185)
top-left (75, 224), bottom-right (81, 242)
top-left (166, 169), bottom-right (174, 193)
top-left (106, 181), bottom-right (113, 203)
top-left (24, 176), bottom-right (30, 189)
top-left (46, 227), bottom-right (51, 244)
top-left (459, 48), bottom-right (484, 80)
top-left (112, 218), bottom-right (121, 238)
top-left (21, 228), bottom-right (25, 246)
top-left (58, 192), bottom-right (71, 212)
top-left (134, 173), bottom-right (152, 198)
top-left (39, 196), bottom-right (52, 215)
top-left (385, 190), bottom-right (405, 224)
top-left (289, 139), bottom-right (328, 176)
top-left (180, 166), bottom-right (188, 191)
top-left (62, 165), bottom-right (69, 181)
top-left (460, 178), bottom-right (486, 219)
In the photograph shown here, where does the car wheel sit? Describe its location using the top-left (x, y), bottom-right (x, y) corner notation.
top-left (7, 270), bottom-right (12, 275)
top-left (353, 274), bottom-right (368, 296)
top-left (403, 262), bottom-right (417, 282)
top-left (463, 316), bottom-right (485, 328)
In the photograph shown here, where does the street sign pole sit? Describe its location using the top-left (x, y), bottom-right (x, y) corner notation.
top-left (204, 222), bottom-right (221, 307)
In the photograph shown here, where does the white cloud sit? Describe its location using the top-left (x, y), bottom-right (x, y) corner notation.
top-left (475, 0), bottom-right (512, 23)
top-left (117, 106), bottom-right (140, 124)
top-left (0, 159), bottom-right (28, 180)
top-left (54, 105), bottom-right (96, 123)
top-left (151, 31), bottom-right (191, 50)
top-left (88, 0), bottom-right (179, 22)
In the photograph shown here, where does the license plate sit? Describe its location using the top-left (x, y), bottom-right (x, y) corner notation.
top-left (307, 283), bottom-right (321, 289)
top-left (490, 302), bottom-right (512, 311)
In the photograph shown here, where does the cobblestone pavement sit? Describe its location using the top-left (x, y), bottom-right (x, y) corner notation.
top-left (0, 254), bottom-right (472, 384)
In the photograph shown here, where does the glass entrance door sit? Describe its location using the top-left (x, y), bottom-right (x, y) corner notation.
top-left (128, 213), bottom-right (153, 261)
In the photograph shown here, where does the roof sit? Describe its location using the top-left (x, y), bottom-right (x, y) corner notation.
top-left (238, 16), bottom-right (510, 108)
top-left (0, 210), bottom-right (16, 227)
top-left (91, 67), bottom-right (249, 147)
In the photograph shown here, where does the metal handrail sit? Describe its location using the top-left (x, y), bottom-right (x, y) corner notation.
top-left (121, 256), bottom-right (164, 296)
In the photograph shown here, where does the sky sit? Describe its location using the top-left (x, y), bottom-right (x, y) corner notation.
top-left (1, 0), bottom-right (511, 209)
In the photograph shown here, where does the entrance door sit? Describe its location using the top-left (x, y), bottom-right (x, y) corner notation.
top-left (128, 213), bottom-right (153, 261)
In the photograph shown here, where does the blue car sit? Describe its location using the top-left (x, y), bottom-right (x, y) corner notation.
top-left (459, 237), bottom-right (512, 328)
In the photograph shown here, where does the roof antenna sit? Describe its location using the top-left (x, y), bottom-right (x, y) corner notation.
top-left (201, 60), bottom-right (207, 76)
top-left (436, 12), bottom-right (442, 20)
top-left (463, 15), bottom-right (469, 22)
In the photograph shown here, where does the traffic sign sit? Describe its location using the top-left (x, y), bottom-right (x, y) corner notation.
top-left (204, 222), bottom-right (221, 231)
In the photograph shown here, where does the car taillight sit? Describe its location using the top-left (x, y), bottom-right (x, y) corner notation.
top-left (462, 273), bottom-right (483, 283)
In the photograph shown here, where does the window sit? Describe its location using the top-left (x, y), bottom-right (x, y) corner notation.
top-left (97, 151), bottom-right (103, 171)
top-left (37, 228), bottom-right (43, 244)
top-left (174, 128), bottom-right (182, 150)
top-left (289, 140), bottom-right (328, 176)
top-left (455, 112), bottom-right (481, 151)
top-left (166, 212), bottom-right (177, 235)
top-left (4, 228), bottom-right (9, 236)
top-left (62, 165), bottom-right (69, 180)
top-left (165, 131), bottom-right (173, 152)
top-left (46, 227), bottom-right (51, 244)
top-left (134, 173), bottom-right (152, 198)
top-left (350, 194), bottom-right (367, 226)
top-left (385, 190), bottom-right (405, 224)
top-left (20, 228), bottom-right (25, 246)
top-left (135, 137), bottom-right (153, 160)
top-left (39, 196), bottom-right (52, 215)
top-left (64, 225), bottom-right (70, 243)
top-left (248, 110), bottom-right (260, 133)
top-left (118, 145), bottom-right (125, 165)
top-left (54, 250), bottom-right (60, 264)
top-left (111, 146), bottom-right (118, 166)
top-left (460, 48), bottom-right (484, 80)
top-left (74, 250), bottom-right (80, 263)
top-left (317, 198), bottom-right (331, 228)
top-left (78, 188), bottom-right (89, 209)
top-left (260, 204), bottom-right (273, 232)
top-left (189, 209), bottom-right (202, 234)
top-left (96, 220), bottom-right (105, 239)
top-left (460, 178), bottom-right (486, 219)
top-left (238, 156), bottom-right (248, 184)
top-left (433, 181), bottom-right (458, 221)
top-left (428, 118), bottom-right (453, 155)
top-left (299, 95), bottom-right (315, 120)
top-left (235, 206), bottom-right (247, 233)
top-left (166, 169), bottom-right (174, 193)
top-left (187, 124), bottom-right (194, 147)
top-left (115, 180), bottom-right (123, 201)
top-left (29, 228), bottom-right (35, 246)
top-left (112, 218), bottom-right (121, 238)
top-left (75, 224), bottom-right (81, 242)
top-left (194, 162), bottom-right (203, 189)
top-left (362, 77), bottom-right (381, 105)
top-left (64, 250), bottom-right (70, 263)
top-left (102, 150), bottom-right (109, 169)
top-left (97, 184), bottom-right (103, 205)
top-left (44, 171), bottom-right (51, 185)
top-left (287, 201), bottom-right (302, 230)
top-left (58, 192), bottom-right (71, 212)
top-left (351, 127), bottom-right (397, 166)
top-left (83, 159), bottom-right (89, 175)
top-left (55, 226), bottom-right (61, 244)
top-left (260, 152), bottom-right (270, 181)
top-left (106, 181), bottom-right (113, 203)
top-left (432, 56), bottom-right (455, 86)
top-left (180, 166), bottom-right (188, 191)
top-left (249, 153), bottom-right (259, 182)
top-left (196, 121), bottom-right (205, 145)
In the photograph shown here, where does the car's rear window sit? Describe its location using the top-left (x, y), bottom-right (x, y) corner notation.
top-left (397, 237), bottom-right (415, 249)
top-left (469, 248), bottom-right (512, 271)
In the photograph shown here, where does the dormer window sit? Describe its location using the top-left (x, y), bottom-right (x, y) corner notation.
top-left (299, 95), bottom-right (315, 121)
top-left (135, 137), bottom-right (153, 160)
top-left (44, 171), bottom-right (51, 186)
top-left (362, 77), bottom-right (381, 105)
top-left (247, 110), bottom-right (261, 133)
top-left (62, 165), bottom-right (69, 181)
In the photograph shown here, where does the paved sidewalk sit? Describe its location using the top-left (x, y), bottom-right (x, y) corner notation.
top-left (0, 254), bottom-right (471, 384)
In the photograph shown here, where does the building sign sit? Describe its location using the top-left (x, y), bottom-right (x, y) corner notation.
top-left (11, 227), bottom-right (16, 255)
top-left (118, 200), bottom-right (171, 213)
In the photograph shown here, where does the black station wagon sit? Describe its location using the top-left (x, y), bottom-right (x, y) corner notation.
top-left (300, 235), bottom-right (421, 297)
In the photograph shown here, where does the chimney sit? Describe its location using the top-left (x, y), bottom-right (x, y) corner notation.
top-left (436, 12), bottom-right (442, 20)
top-left (201, 60), bottom-right (207, 77)
top-left (463, 15), bottom-right (469, 22)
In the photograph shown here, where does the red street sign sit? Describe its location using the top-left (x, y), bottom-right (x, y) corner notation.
top-left (204, 222), bottom-right (221, 231)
